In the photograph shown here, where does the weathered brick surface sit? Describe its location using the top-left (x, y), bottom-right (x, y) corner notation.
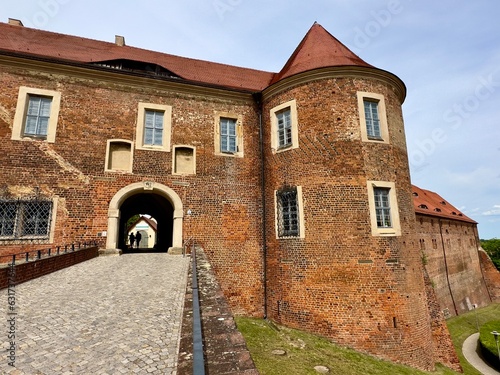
top-left (415, 215), bottom-right (492, 316)
top-left (0, 245), bottom-right (98, 289)
top-left (0, 56), bottom-right (460, 371)
top-left (261, 77), bottom-right (442, 370)
top-left (478, 249), bottom-right (500, 302)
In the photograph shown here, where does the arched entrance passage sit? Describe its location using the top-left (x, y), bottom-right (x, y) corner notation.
top-left (106, 182), bottom-right (183, 252)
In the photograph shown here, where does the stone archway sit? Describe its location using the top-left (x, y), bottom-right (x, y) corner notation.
top-left (105, 181), bottom-right (183, 253)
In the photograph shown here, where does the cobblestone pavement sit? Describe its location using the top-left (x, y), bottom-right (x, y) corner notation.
top-left (0, 253), bottom-right (190, 374)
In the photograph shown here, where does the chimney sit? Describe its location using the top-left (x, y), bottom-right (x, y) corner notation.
top-left (115, 35), bottom-right (126, 47)
top-left (8, 18), bottom-right (24, 27)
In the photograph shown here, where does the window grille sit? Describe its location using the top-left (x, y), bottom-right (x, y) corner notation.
top-left (374, 187), bottom-right (392, 228)
top-left (276, 187), bottom-right (299, 237)
top-left (364, 100), bottom-right (381, 139)
top-left (277, 108), bottom-right (292, 148)
top-left (144, 110), bottom-right (164, 146)
top-left (0, 199), bottom-right (52, 240)
top-left (220, 118), bottom-right (237, 153)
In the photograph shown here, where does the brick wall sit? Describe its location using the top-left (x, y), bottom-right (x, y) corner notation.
top-left (261, 75), bottom-right (444, 370)
top-left (478, 249), bottom-right (500, 302)
top-left (0, 245), bottom-right (98, 289)
top-left (415, 215), bottom-right (491, 316)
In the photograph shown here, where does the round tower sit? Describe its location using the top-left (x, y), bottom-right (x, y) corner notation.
top-left (262, 23), bottom-right (437, 370)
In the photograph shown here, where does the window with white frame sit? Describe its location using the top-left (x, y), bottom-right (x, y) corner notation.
top-left (0, 199), bottom-right (53, 239)
top-left (367, 181), bottom-right (401, 236)
top-left (135, 103), bottom-right (172, 151)
top-left (357, 92), bottom-right (389, 143)
top-left (275, 186), bottom-right (304, 238)
top-left (270, 99), bottom-right (299, 153)
top-left (214, 113), bottom-right (243, 157)
top-left (220, 117), bottom-right (237, 153)
top-left (12, 87), bottom-right (62, 143)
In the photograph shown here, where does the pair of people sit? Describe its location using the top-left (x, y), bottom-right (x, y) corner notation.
top-left (129, 232), bottom-right (142, 248)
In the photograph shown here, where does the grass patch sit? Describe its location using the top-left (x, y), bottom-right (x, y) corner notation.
top-left (236, 303), bottom-right (500, 375)
top-left (235, 317), bottom-right (459, 375)
top-left (479, 321), bottom-right (500, 368)
top-left (446, 303), bottom-right (500, 375)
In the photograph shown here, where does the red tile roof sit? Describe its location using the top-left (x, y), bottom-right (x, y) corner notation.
top-left (271, 22), bottom-right (373, 84)
top-left (0, 22), bottom-right (274, 91)
top-left (412, 185), bottom-right (477, 224)
top-left (0, 21), bottom-right (377, 92)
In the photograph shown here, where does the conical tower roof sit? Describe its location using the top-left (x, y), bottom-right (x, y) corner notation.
top-left (271, 22), bottom-right (373, 84)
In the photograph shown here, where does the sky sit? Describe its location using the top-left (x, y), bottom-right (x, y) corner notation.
top-left (3, 0), bottom-right (500, 239)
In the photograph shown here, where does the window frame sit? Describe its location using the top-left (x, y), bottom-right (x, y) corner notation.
top-left (274, 186), bottom-right (305, 239)
top-left (105, 139), bottom-right (134, 173)
top-left (357, 92), bottom-right (389, 144)
top-left (0, 197), bottom-right (57, 242)
top-left (367, 181), bottom-right (401, 236)
top-left (12, 87), bottom-right (62, 143)
top-left (270, 99), bottom-right (299, 153)
top-left (214, 113), bottom-right (243, 157)
top-left (172, 145), bottom-right (196, 175)
top-left (135, 103), bottom-right (172, 152)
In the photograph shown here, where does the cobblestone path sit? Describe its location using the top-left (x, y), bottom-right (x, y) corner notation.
top-left (0, 253), bottom-right (190, 374)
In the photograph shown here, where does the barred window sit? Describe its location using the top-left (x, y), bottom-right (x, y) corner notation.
top-left (0, 199), bottom-right (52, 239)
top-left (374, 187), bottom-right (392, 228)
top-left (276, 187), bottom-right (299, 237)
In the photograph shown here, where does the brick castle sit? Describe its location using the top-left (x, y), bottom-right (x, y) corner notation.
top-left (1, 19), bottom-right (498, 371)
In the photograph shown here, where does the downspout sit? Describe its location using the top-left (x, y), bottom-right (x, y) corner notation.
top-left (254, 92), bottom-right (268, 319)
top-left (438, 218), bottom-right (458, 315)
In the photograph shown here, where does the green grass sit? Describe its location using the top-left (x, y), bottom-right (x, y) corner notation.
top-left (235, 303), bottom-right (500, 375)
top-left (478, 321), bottom-right (500, 368)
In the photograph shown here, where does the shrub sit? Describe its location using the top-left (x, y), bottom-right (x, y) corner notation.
top-left (479, 321), bottom-right (500, 368)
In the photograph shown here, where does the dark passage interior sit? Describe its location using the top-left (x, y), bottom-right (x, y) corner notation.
top-left (118, 193), bottom-right (174, 251)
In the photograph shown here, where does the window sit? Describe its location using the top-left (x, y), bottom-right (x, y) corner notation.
top-left (270, 100), bottom-right (299, 153)
top-left (214, 113), bottom-right (243, 157)
top-left (105, 140), bottom-right (133, 172)
top-left (357, 92), bottom-right (388, 143)
top-left (136, 103), bottom-right (172, 151)
top-left (12, 87), bottom-right (62, 143)
top-left (0, 199), bottom-right (53, 239)
top-left (220, 118), bottom-right (237, 153)
top-left (367, 181), bottom-right (401, 236)
top-left (277, 109), bottom-right (292, 148)
top-left (364, 100), bottom-right (381, 139)
top-left (374, 187), bottom-right (392, 228)
top-left (144, 110), bottom-right (164, 146)
top-left (275, 186), bottom-right (304, 238)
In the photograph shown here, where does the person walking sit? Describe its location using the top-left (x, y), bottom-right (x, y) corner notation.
top-left (135, 231), bottom-right (142, 248)
top-left (129, 232), bottom-right (135, 249)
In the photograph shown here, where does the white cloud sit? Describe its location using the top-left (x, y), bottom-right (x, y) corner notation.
top-left (482, 205), bottom-right (500, 216)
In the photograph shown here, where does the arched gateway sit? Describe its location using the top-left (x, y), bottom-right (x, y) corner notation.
top-left (105, 182), bottom-right (183, 253)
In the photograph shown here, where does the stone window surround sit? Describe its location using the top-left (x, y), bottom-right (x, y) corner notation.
top-left (367, 180), bottom-right (401, 236)
top-left (270, 99), bottom-right (299, 153)
top-left (135, 102), bottom-right (172, 152)
top-left (357, 91), bottom-right (389, 144)
top-left (172, 145), bottom-right (196, 175)
top-left (105, 139), bottom-right (134, 173)
top-left (214, 112), bottom-right (244, 157)
top-left (274, 185), bottom-right (305, 239)
top-left (12, 86), bottom-right (62, 143)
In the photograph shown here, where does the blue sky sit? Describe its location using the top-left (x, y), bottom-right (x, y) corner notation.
top-left (4, 0), bottom-right (500, 238)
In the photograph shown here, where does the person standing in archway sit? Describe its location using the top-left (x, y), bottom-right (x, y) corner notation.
top-left (135, 231), bottom-right (142, 249)
top-left (129, 232), bottom-right (135, 249)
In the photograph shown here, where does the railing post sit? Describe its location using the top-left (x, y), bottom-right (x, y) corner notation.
top-left (11, 254), bottom-right (15, 265)
top-left (48, 248), bottom-right (51, 257)
top-left (37, 250), bottom-right (41, 260)
top-left (25, 252), bottom-right (29, 262)
top-left (71, 244), bottom-right (75, 252)
top-left (57, 246), bottom-right (60, 255)
top-left (65, 244), bottom-right (68, 253)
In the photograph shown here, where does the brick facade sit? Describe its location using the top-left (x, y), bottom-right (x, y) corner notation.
top-left (0, 21), bottom-right (471, 370)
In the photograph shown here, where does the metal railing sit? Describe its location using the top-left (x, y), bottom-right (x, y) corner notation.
top-left (1, 240), bottom-right (99, 266)
top-left (190, 241), bottom-right (205, 375)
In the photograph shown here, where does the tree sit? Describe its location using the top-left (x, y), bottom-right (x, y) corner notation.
top-left (480, 238), bottom-right (500, 271)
